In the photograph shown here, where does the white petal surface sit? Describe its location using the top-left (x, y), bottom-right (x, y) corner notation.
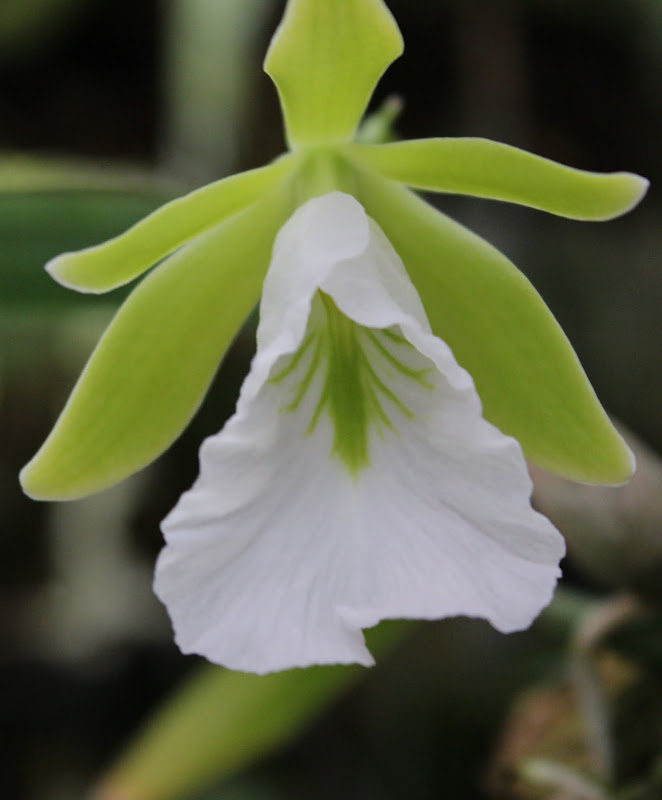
top-left (154, 192), bottom-right (565, 674)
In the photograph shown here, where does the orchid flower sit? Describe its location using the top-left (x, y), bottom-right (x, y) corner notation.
top-left (21, 0), bottom-right (647, 673)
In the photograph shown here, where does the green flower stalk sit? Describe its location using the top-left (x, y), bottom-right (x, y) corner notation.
top-left (21, 0), bottom-right (647, 673)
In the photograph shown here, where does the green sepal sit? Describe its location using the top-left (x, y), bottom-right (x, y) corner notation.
top-left (46, 156), bottom-right (295, 294)
top-left (355, 169), bottom-right (634, 484)
top-left (348, 138), bottom-right (648, 220)
top-left (264, 0), bottom-right (403, 148)
top-left (20, 180), bottom-right (296, 501)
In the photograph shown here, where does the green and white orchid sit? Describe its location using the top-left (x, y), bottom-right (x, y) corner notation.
top-left (21, 0), bottom-right (647, 673)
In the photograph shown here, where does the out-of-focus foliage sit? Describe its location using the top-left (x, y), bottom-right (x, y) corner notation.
top-left (96, 623), bottom-right (409, 800)
top-left (164, 0), bottom-right (270, 180)
top-left (0, 156), bottom-right (177, 310)
top-left (0, 190), bottom-right (167, 312)
top-left (489, 600), bottom-right (662, 800)
top-left (0, 0), bottom-right (91, 61)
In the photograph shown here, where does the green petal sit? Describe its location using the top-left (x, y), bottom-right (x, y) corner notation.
top-left (355, 170), bottom-right (634, 484)
top-left (264, 0), bottom-right (403, 148)
top-left (348, 139), bottom-right (648, 220)
top-left (46, 156), bottom-right (295, 294)
top-left (20, 181), bottom-right (295, 501)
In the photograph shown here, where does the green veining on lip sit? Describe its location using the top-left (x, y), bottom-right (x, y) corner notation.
top-left (271, 292), bottom-right (434, 474)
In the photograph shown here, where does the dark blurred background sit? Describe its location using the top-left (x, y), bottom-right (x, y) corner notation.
top-left (0, 1), bottom-right (660, 799)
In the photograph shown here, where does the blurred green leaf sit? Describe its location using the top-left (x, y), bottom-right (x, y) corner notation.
top-left (0, 0), bottom-right (91, 61)
top-left (94, 622), bottom-right (409, 800)
top-left (0, 155), bottom-right (182, 194)
top-left (0, 192), bottom-right (169, 312)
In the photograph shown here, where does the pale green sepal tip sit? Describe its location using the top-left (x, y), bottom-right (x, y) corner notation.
top-left (349, 138), bottom-right (649, 221)
top-left (354, 169), bottom-right (635, 485)
top-left (45, 156), bottom-right (295, 294)
top-left (20, 180), bottom-right (296, 501)
top-left (264, 0), bottom-right (403, 148)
